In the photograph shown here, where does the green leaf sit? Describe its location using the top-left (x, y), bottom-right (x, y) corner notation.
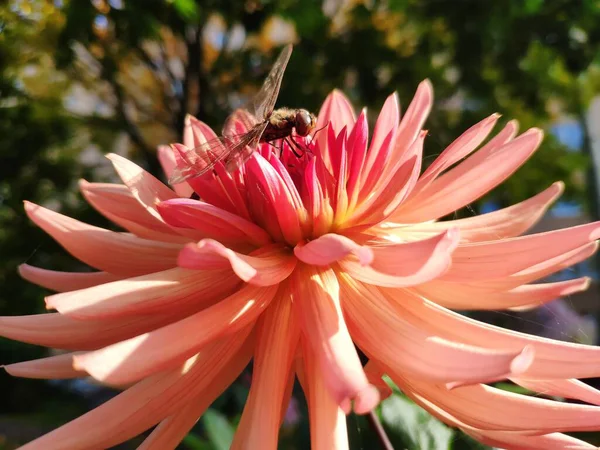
top-left (182, 432), bottom-right (213, 450)
top-left (172, 0), bottom-right (199, 22)
top-left (380, 393), bottom-right (454, 450)
top-left (202, 409), bottom-right (235, 450)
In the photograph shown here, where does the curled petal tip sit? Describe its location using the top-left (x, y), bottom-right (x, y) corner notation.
top-left (352, 384), bottom-right (381, 415)
top-left (510, 345), bottom-right (535, 375)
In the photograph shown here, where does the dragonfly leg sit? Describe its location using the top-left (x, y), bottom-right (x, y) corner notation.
top-left (285, 137), bottom-right (304, 158)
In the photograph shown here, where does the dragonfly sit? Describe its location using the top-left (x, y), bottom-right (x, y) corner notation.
top-left (169, 44), bottom-right (317, 185)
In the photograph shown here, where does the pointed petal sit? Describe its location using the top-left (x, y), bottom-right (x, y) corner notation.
top-left (46, 267), bottom-right (240, 319)
top-left (4, 352), bottom-right (85, 379)
top-left (383, 288), bottom-right (600, 379)
top-left (74, 284), bottom-right (277, 385)
top-left (183, 114), bottom-right (218, 149)
top-left (178, 241), bottom-right (296, 286)
top-left (340, 229), bottom-right (459, 287)
top-left (290, 265), bottom-right (379, 414)
top-left (157, 145), bottom-right (194, 198)
top-left (394, 128), bottom-right (543, 223)
top-left (511, 378), bottom-right (600, 406)
top-left (300, 342), bottom-right (350, 450)
top-left (294, 234), bottom-right (373, 266)
top-left (316, 89), bottom-right (356, 166)
top-left (18, 329), bottom-right (253, 450)
top-left (18, 264), bottom-right (122, 292)
top-left (230, 290), bottom-right (300, 449)
top-left (341, 275), bottom-right (534, 384)
top-left (24, 202), bottom-right (181, 277)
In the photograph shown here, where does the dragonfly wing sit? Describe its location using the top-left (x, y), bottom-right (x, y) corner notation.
top-left (224, 122), bottom-right (268, 173)
top-left (250, 44), bottom-right (292, 120)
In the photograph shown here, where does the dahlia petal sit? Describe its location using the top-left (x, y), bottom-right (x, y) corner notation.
top-left (390, 79), bottom-right (433, 166)
top-left (511, 378), bottom-right (600, 406)
top-left (74, 284), bottom-right (277, 385)
top-left (399, 378), bottom-right (600, 433)
top-left (158, 198), bottom-right (271, 247)
top-left (340, 229), bottom-right (459, 287)
top-left (183, 114), bottom-right (218, 149)
top-left (300, 343), bottom-right (350, 450)
top-left (294, 233), bottom-right (373, 266)
top-left (4, 352), bottom-right (85, 379)
top-left (18, 264), bottom-right (122, 292)
top-left (18, 329), bottom-right (253, 450)
top-left (415, 113), bottom-right (502, 189)
top-left (316, 89), bottom-right (356, 168)
top-left (24, 202), bottom-right (181, 277)
top-left (443, 221), bottom-right (600, 281)
top-left (385, 288), bottom-right (600, 379)
top-left (346, 110), bottom-right (368, 212)
top-left (138, 333), bottom-right (252, 450)
top-left (416, 277), bottom-right (590, 310)
top-left (157, 145), bottom-right (194, 198)
top-left (394, 128), bottom-right (543, 223)
top-left (106, 153), bottom-right (179, 223)
top-left (80, 180), bottom-right (183, 242)
top-left (391, 181), bottom-right (563, 242)
top-left (290, 265), bottom-right (379, 413)
top-left (230, 291), bottom-right (300, 449)
top-left (341, 275), bottom-right (535, 384)
top-left (364, 360), bottom-right (393, 401)
top-left (178, 241), bottom-right (296, 286)
top-left (46, 267), bottom-right (239, 319)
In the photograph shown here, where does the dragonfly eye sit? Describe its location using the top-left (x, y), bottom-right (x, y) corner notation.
top-left (295, 109), bottom-right (315, 136)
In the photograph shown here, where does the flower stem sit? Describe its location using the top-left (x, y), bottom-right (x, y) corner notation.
top-left (367, 410), bottom-right (394, 450)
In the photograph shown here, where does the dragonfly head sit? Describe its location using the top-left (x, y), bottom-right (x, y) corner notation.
top-left (295, 109), bottom-right (317, 136)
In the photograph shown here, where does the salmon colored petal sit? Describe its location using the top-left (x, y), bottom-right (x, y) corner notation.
top-left (398, 377), bottom-right (600, 433)
top-left (18, 264), bottom-right (122, 292)
top-left (178, 240), bottom-right (296, 286)
top-left (383, 288), bottom-right (600, 379)
top-left (294, 233), bottom-right (373, 265)
top-left (74, 283), bottom-right (277, 385)
top-left (231, 288), bottom-right (300, 450)
top-left (444, 222), bottom-right (600, 282)
top-left (511, 378), bottom-right (600, 406)
top-left (393, 182), bottom-right (563, 243)
top-left (340, 229), bottom-right (459, 287)
top-left (24, 201), bottom-right (181, 277)
top-left (364, 360), bottom-right (393, 401)
top-left (290, 265), bottom-right (379, 414)
top-left (157, 144), bottom-right (194, 198)
top-left (0, 310), bottom-right (203, 351)
top-left (300, 341), bottom-right (350, 450)
top-left (157, 198), bottom-right (271, 247)
top-left (79, 180), bottom-right (185, 243)
top-left (394, 128), bottom-right (543, 223)
top-left (340, 275), bottom-right (534, 384)
top-left (4, 352), bottom-right (85, 379)
top-left (18, 329), bottom-right (253, 450)
top-left (416, 277), bottom-right (590, 310)
top-left (46, 267), bottom-right (240, 319)
top-left (138, 333), bottom-right (253, 450)
top-left (415, 113), bottom-right (502, 190)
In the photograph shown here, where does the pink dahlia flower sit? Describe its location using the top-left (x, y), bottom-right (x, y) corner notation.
top-left (4, 81), bottom-right (600, 449)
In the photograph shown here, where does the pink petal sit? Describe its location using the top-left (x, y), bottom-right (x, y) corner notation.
top-left (18, 329), bottom-right (253, 450)
top-left (511, 378), bottom-right (600, 406)
top-left (80, 180), bottom-right (183, 242)
top-left (340, 229), bottom-right (460, 287)
top-left (157, 145), bottom-right (194, 198)
top-left (183, 114), bottom-right (218, 149)
top-left (230, 289), bottom-right (300, 449)
top-left (4, 352), bottom-right (85, 379)
top-left (416, 277), bottom-right (590, 310)
top-left (294, 233), bottom-right (373, 265)
top-left (345, 110), bottom-right (369, 212)
top-left (364, 360), bottom-right (393, 401)
top-left (384, 288), bottom-right (600, 379)
top-left (316, 90), bottom-right (356, 168)
top-left (341, 275), bottom-right (534, 385)
top-left (178, 241), bottom-right (296, 286)
top-left (443, 221), bottom-right (600, 282)
top-left (394, 128), bottom-right (543, 223)
top-left (74, 284), bottom-right (278, 385)
top-left (393, 181), bottom-right (563, 243)
top-left (299, 342), bottom-right (350, 450)
top-left (46, 267), bottom-right (240, 319)
top-left (157, 198), bottom-right (271, 247)
top-left (290, 265), bottom-right (379, 414)
top-left (18, 264), bottom-right (122, 292)
top-left (24, 202), bottom-right (181, 277)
